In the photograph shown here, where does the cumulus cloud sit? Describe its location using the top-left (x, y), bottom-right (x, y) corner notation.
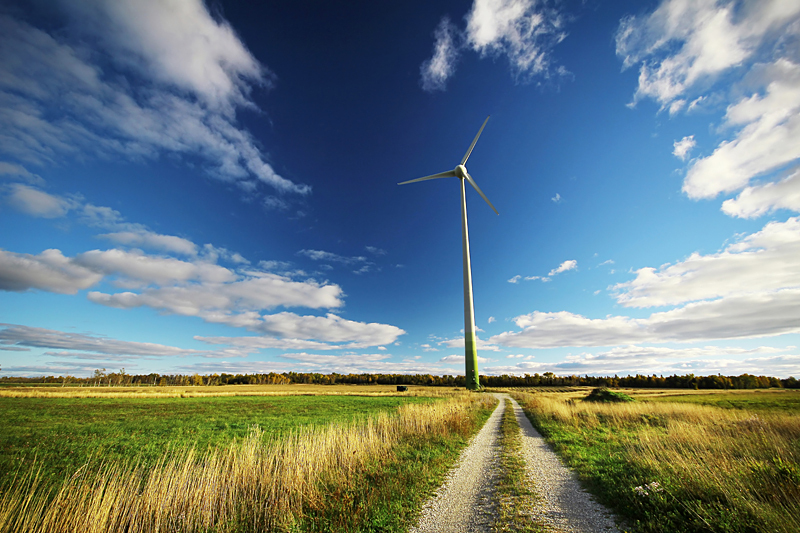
top-left (616, 0), bottom-right (800, 107)
top-left (673, 135), bottom-right (696, 161)
top-left (551, 193), bottom-right (561, 203)
top-left (420, 0), bottom-right (568, 90)
top-left (617, 0), bottom-right (800, 217)
top-left (721, 168), bottom-right (800, 218)
top-left (490, 288), bottom-right (800, 349)
top-left (76, 249), bottom-right (235, 286)
top-left (88, 271), bottom-right (341, 312)
top-left (0, 6), bottom-right (308, 197)
top-left (549, 259), bottom-right (577, 276)
top-left (683, 59), bottom-right (800, 200)
top-left (508, 275), bottom-right (522, 283)
top-left (0, 249), bottom-right (103, 294)
top-left (612, 217), bottom-right (800, 307)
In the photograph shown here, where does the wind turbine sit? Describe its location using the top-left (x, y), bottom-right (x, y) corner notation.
top-left (399, 116), bottom-right (497, 391)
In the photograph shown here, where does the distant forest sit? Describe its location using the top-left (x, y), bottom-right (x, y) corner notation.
top-left (1, 369), bottom-right (798, 389)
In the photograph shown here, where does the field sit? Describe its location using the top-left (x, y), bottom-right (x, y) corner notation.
top-left (0, 384), bottom-right (495, 532)
top-left (508, 387), bottom-right (800, 533)
top-left (0, 385), bottom-right (442, 490)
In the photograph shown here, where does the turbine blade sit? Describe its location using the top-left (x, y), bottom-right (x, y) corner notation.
top-left (465, 172), bottom-right (499, 215)
top-left (460, 116), bottom-right (490, 166)
top-left (398, 169), bottom-right (457, 185)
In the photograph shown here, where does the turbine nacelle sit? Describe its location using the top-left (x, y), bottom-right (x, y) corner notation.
top-left (397, 116), bottom-right (498, 216)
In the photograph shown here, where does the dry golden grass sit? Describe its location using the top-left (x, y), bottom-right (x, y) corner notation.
top-left (0, 392), bottom-right (493, 533)
top-left (515, 390), bottom-right (800, 532)
top-left (0, 383), bottom-right (449, 399)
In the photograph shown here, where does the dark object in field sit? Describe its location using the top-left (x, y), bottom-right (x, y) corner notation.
top-left (397, 386), bottom-right (408, 392)
top-left (584, 388), bottom-right (635, 403)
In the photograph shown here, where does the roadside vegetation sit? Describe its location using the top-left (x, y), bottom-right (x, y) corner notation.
top-left (493, 401), bottom-right (545, 533)
top-left (0, 390), bottom-right (496, 532)
top-left (512, 388), bottom-right (800, 533)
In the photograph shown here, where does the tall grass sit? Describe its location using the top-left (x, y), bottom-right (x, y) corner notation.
top-left (0, 393), bottom-right (494, 533)
top-left (514, 391), bottom-right (800, 532)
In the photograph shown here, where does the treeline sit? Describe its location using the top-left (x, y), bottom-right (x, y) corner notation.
top-left (0, 368), bottom-right (798, 389)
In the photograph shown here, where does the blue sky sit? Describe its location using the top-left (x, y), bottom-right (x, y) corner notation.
top-left (2, 0), bottom-right (800, 379)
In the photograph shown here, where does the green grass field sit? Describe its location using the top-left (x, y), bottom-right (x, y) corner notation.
top-left (0, 389), bottom-right (495, 533)
top-left (0, 394), bottom-right (437, 490)
top-left (632, 388), bottom-right (800, 412)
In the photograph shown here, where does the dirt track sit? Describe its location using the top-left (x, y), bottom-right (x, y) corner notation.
top-left (410, 393), bottom-right (621, 533)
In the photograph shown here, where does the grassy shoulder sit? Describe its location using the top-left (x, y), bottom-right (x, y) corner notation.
top-left (300, 396), bottom-right (497, 532)
top-left (493, 401), bottom-right (545, 533)
top-left (0, 394), bottom-right (439, 491)
top-left (512, 389), bottom-right (800, 533)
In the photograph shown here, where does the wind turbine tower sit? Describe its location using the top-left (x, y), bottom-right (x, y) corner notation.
top-left (399, 116), bottom-right (498, 390)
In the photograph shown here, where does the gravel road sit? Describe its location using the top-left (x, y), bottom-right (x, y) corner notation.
top-left (410, 394), bottom-right (621, 533)
top-left (510, 396), bottom-right (621, 533)
top-left (409, 394), bottom-right (505, 533)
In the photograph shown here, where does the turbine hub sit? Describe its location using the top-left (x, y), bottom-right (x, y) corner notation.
top-left (455, 165), bottom-right (467, 179)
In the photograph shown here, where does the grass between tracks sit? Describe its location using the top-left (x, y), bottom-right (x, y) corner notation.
top-left (0, 391), bottom-right (497, 532)
top-left (511, 389), bottom-right (800, 533)
top-left (493, 401), bottom-right (545, 533)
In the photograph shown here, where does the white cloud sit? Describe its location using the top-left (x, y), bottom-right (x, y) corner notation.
top-left (616, 0), bottom-right (800, 107)
top-left (100, 231), bottom-right (198, 256)
top-left (0, 249), bottom-right (102, 294)
top-left (0, 162), bottom-right (43, 185)
top-left (365, 246), bottom-right (387, 256)
top-left (613, 217), bottom-right (800, 307)
top-left (60, 0), bottom-right (265, 113)
top-left (551, 192), bottom-right (561, 203)
top-left (488, 316), bottom-right (496, 323)
top-left (721, 168), bottom-right (800, 218)
top-left (88, 271), bottom-right (342, 313)
top-left (5, 184), bottom-right (77, 218)
top-left (74, 249), bottom-right (235, 286)
top-left (672, 135), bottom-right (696, 161)
top-left (439, 336), bottom-right (502, 352)
top-left (465, 0), bottom-right (567, 80)
top-left (0, 323), bottom-right (238, 358)
top-left (683, 59), bottom-right (800, 200)
top-left (508, 275), bottom-right (522, 283)
top-left (483, 345), bottom-right (800, 377)
top-left (195, 335), bottom-right (347, 352)
top-left (420, 0), bottom-right (567, 89)
top-left (421, 17), bottom-right (460, 92)
top-left (0, 9), bottom-right (308, 197)
top-left (298, 249), bottom-right (368, 265)
top-left (490, 288), bottom-right (800, 349)
top-left (255, 313), bottom-right (404, 346)
top-left (616, 1), bottom-right (800, 218)
top-left (438, 354), bottom-right (490, 364)
top-left (549, 259), bottom-right (577, 276)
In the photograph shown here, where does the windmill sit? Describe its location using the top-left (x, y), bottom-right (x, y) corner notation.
top-left (399, 116), bottom-right (497, 391)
